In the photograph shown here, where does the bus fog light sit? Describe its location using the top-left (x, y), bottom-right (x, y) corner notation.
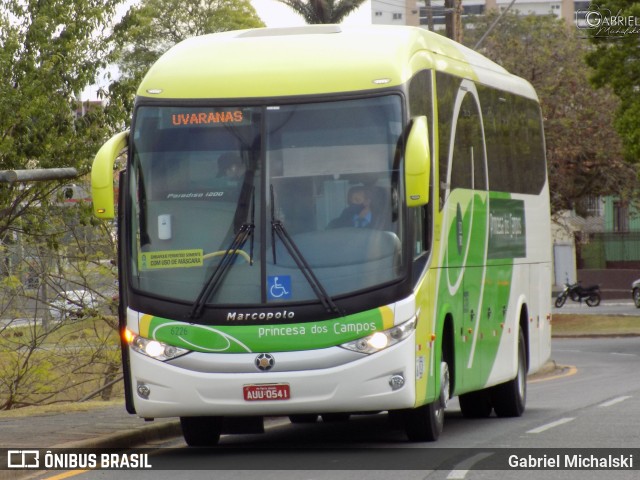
top-left (137, 383), bottom-right (151, 399)
top-left (164, 345), bottom-right (179, 358)
top-left (389, 374), bottom-right (405, 390)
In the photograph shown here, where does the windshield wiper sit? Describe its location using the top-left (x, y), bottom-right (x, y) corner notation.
top-left (270, 185), bottom-right (341, 315)
top-left (189, 189), bottom-right (255, 319)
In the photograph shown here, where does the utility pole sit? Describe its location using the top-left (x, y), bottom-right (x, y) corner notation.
top-left (0, 168), bottom-right (78, 184)
top-left (444, 0), bottom-right (463, 43)
top-left (425, 0), bottom-right (434, 31)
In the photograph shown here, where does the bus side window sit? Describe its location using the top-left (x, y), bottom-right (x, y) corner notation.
top-left (450, 92), bottom-right (485, 191)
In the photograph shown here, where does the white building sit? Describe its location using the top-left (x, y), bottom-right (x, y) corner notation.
top-left (370, 0), bottom-right (592, 27)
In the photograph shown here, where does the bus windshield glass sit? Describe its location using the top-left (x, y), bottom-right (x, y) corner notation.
top-left (129, 95), bottom-right (404, 307)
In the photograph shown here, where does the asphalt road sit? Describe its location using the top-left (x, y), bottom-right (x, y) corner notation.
top-left (30, 336), bottom-right (640, 480)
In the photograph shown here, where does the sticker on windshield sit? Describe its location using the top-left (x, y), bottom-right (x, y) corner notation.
top-left (268, 275), bottom-right (292, 300)
top-left (139, 249), bottom-right (203, 270)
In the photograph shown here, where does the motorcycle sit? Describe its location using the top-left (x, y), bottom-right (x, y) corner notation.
top-left (555, 282), bottom-right (601, 308)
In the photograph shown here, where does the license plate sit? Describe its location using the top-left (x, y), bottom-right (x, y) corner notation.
top-left (243, 384), bottom-right (290, 401)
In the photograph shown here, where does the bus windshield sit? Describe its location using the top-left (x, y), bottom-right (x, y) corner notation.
top-left (129, 95), bottom-right (404, 307)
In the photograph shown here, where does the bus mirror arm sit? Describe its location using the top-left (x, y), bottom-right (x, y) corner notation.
top-left (404, 116), bottom-right (430, 208)
top-left (91, 131), bottom-right (129, 219)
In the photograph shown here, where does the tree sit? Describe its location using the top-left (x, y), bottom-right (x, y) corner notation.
top-left (0, 0), bottom-right (123, 231)
top-left (1, 195), bottom-right (121, 410)
top-left (0, 0), bottom-right (122, 169)
top-left (0, 1), bottom-right (124, 409)
top-left (1, 0), bottom-right (123, 309)
top-left (585, 1), bottom-right (640, 163)
top-left (464, 12), bottom-right (636, 213)
top-left (111, 0), bottom-right (265, 96)
top-left (277, 0), bottom-right (366, 24)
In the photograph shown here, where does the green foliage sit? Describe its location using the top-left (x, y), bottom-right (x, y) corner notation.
top-left (465, 12), bottom-right (637, 212)
top-left (0, 0), bottom-right (123, 171)
top-left (0, 0), bottom-right (125, 241)
top-left (277, 0), bottom-right (366, 24)
top-left (109, 0), bottom-right (265, 119)
top-left (0, 0), bottom-right (126, 403)
top-left (586, 1), bottom-right (640, 163)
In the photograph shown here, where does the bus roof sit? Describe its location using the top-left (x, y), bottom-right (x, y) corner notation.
top-left (137, 25), bottom-right (538, 102)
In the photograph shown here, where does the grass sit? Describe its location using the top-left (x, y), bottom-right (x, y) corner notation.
top-left (0, 399), bottom-right (123, 418)
top-left (552, 313), bottom-right (640, 336)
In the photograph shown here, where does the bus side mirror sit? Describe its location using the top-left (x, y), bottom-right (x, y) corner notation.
top-left (404, 116), bottom-right (431, 208)
top-left (91, 131), bottom-right (129, 219)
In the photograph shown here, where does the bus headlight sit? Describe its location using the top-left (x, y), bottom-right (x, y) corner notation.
top-left (340, 317), bottom-right (416, 354)
top-left (125, 329), bottom-right (189, 361)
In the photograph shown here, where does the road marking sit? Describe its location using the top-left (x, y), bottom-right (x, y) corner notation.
top-left (527, 417), bottom-right (575, 434)
top-left (446, 452), bottom-right (494, 479)
top-left (599, 396), bottom-right (632, 408)
top-left (529, 365), bottom-right (577, 384)
top-left (611, 352), bottom-right (637, 357)
top-left (44, 470), bottom-right (89, 480)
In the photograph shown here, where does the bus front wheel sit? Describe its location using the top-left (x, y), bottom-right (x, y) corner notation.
top-left (180, 416), bottom-right (222, 447)
top-left (403, 360), bottom-right (449, 441)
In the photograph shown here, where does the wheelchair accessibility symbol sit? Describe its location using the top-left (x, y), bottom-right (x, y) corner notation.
top-left (268, 275), bottom-right (291, 300)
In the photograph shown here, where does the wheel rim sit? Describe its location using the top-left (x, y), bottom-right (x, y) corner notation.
top-left (437, 361), bottom-right (450, 421)
top-left (517, 352), bottom-right (526, 399)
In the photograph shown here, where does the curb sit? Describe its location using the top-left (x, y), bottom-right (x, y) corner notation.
top-left (527, 359), bottom-right (558, 380)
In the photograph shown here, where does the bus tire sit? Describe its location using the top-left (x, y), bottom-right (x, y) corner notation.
top-left (180, 416), bottom-right (222, 447)
top-left (403, 360), bottom-right (449, 441)
top-left (458, 389), bottom-right (493, 418)
top-left (490, 330), bottom-right (527, 417)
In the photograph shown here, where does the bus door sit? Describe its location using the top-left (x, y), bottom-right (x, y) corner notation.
top-left (446, 80), bottom-right (489, 389)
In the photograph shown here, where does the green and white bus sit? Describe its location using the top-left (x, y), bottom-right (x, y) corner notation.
top-left (92, 25), bottom-right (551, 445)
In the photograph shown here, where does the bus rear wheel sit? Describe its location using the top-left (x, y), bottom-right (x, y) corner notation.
top-left (180, 416), bottom-right (222, 447)
top-left (403, 360), bottom-right (449, 441)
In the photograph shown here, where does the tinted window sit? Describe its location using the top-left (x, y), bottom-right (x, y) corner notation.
top-left (478, 85), bottom-right (546, 194)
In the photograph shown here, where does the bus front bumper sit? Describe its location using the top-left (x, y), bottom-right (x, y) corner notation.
top-left (128, 337), bottom-right (418, 419)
